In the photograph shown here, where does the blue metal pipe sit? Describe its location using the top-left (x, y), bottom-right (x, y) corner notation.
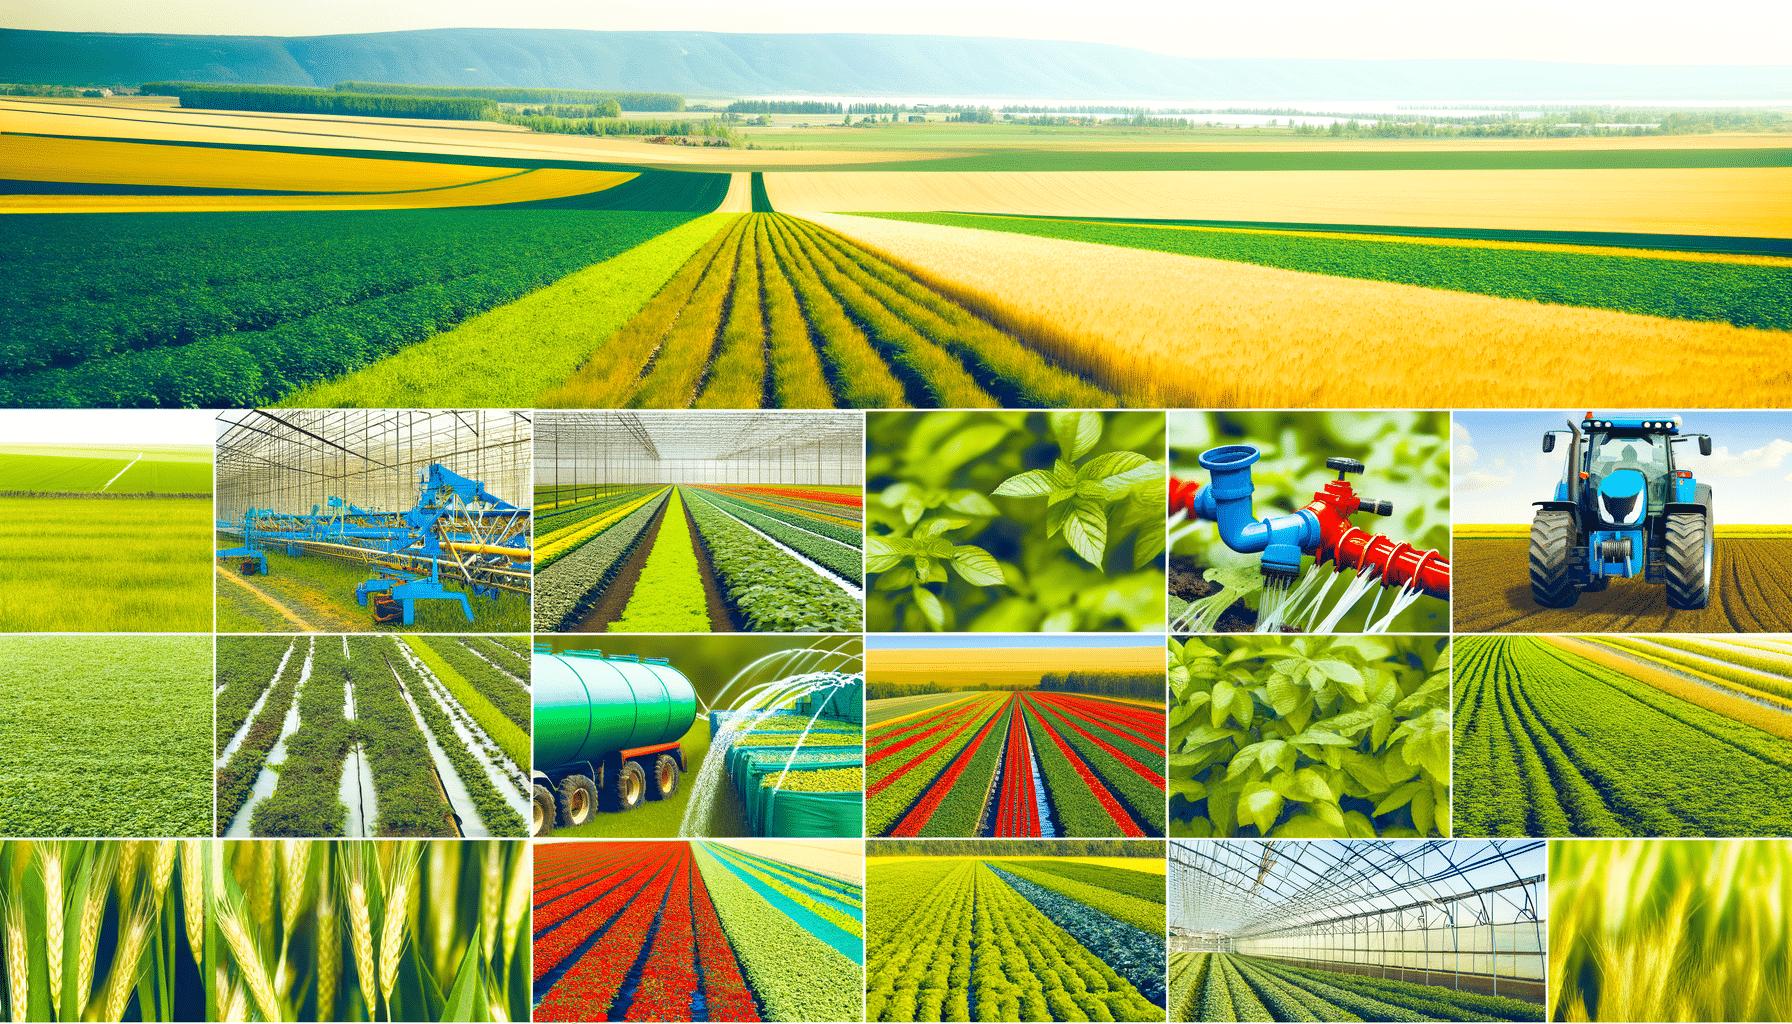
top-left (1194, 444), bottom-right (1322, 577)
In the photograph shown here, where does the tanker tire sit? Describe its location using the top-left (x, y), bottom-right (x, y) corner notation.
top-left (532, 785), bottom-right (556, 838)
top-left (1528, 511), bottom-right (1579, 608)
top-left (646, 754), bottom-right (680, 801)
top-left (614, 760), bottom-right (648, 812)
top-left (556, 775), bottom-right (598, 828)
top-left (1664, 511), bottom-right (1710, 610)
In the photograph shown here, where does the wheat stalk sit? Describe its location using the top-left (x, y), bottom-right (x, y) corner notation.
top-left (40, 840), bottom-right (64, 1012)
top-left (378, 847), bottom-right (421, 1017)
top-left (343, 856), bottom-right (376, 1021)
top-left (75, 847), bottom-right (117, 1017)
top-left (315, 877), bottom-right (340, 1021)
top-left (480, 841), bottom-right (502, 966)
top-left (217, 897), bottom-right (280, 1023)
top-left (181, 840), bottom-right (206, 967)
top-left (4, 894), bottom-right (28, 1024)
top-left (98, 895), bottom-right (156, 1023)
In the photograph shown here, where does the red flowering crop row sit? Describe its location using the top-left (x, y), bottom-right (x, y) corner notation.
top-left (728, 484), bottom-right (863, 508)
top-left (1031, 699), bottom-right (1166, 790)
top-left (533, 852), bottom-right (667, 983)
top-left (537, 847), bottom-right (683, 1020)
top-left (994, 702), bottom-right (1042, 837)
top-left (890, 697), bottom-right (1008, 837)
top-left (1024, 702), bottom-right (1144, 837)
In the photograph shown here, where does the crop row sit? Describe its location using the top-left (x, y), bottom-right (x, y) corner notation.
top-left (885, 701), bottom-right (1005, 837)
top-left (250, 634), bottom-right (351, 836)
top-left (348, 637), bottom-right (454, 836)
top-left (533, 488), bottom-right (669, 630)
top-left (536, 846), bottom-right (685, 1019)
top-left (994, 699), bottom-right (1042, 837)
top-left (462, 635), bottom-right (530, 681)
top-left (866, 694), bottom-right (1005, 835)
top-left (989, 865), bottom-right (1164, 1006)
top-left (409, 633), bottom-right (530, 732)
top-left (541, 213), bottom-right (1117, 409)
top-left (536, 484), bottom-right (659, 529)
top-left (1, 209), bottom-right (698, 407)
top-left (388, 644), bottom-right (527, 836)
top-left (214, 640), bottom-right (305, 834)
top-left (1174, 952), bottom-right (1545, 1022)
top-left (537, 486), bottom-right (667, 567)
top-left (866, 859), bottom-right (1163, 1022)
top-left (697, 489), bottom-right (865, 585)
top-left (1453, 636), bottom-right (1792, 836)
top-left (1033, 695), bottom-right (1166, 791)
top-left (214, 636), bottom-right (291, 753)
top-left (1016, 859), bottom-right (1167, 905)
top-left (993, 860), bottom-right (1164, 936)
top-left (699, 486), bottom-right (865, 541)
top-left (728, 484), bottom-right (864, 509)
top-left (706, 843), bottom-right (863, 938)
top-left (685, 488), bottom-right (861, 631)
top-left (1023, 700), bottom-right (1149, 837)
top-left (1616, 635), bottom-right (1792, 704)
top-left (405, 637), bottom-right (531, 774)
top-left (609, 488), bottom-right (713, 631)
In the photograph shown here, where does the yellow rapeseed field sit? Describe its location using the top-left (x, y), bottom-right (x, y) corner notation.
top-left (3, 133), bottom-right (511, 192)
top-left (769, 167), bottom-right (1792, 238)
top-left (800, 212), bottom-right (1792, 407)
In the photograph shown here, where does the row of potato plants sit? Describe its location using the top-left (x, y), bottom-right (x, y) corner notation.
top-left (866, 694), bottom-right (1005, 835)
top-left (407, 637), bottom-right (532, 771)
top-left (685, 488), bottom-right (862, 631)
top-left (609, 488), bottom-right (714, 632)
top-left (213, 639), bottom-right (305, 834)
top-left (213, 636), bottom-right (290, 753)
top-left (250, 634), bottom-right (352, 836)
top-left (988, 865), bottom-right (1165, 1006)
top-left (694, 842), bottom-right (864, 1022)
top-left (533, 488), bottom-right (669, 630)
top-left (698, 488), bottom-right (865, 585)
top-left (389, 643), bottom-right (527, 836)
top-left (348, 637), bottom-right (454, 836)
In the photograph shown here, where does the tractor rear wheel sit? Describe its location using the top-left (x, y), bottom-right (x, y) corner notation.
top-left (1528, 511), bottom-right (1580, 607)
top-left (645, 754), bottom-right (680, 801)
top-left (532, 784), bottom-right (556, 838)
top-left (1665, 505), bottom-right (1711, 610)
top-left (556, 775), bottom-right (598, 828)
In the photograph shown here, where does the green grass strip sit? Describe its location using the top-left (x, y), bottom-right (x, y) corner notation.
top-left (282, 212), bottom-right (735, 407)
top-left (609, 488), bottom-right (712, 632)
top-left (822, 146), bottom-right (1792, 173)
top-left (860, 212), bottom-right (1792, 332)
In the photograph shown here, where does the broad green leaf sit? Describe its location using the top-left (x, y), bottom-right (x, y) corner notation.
top-left (865, 534), bottom-right (903, 572)
top-left (1344, 810), bottom-right (1378, 839)
top-left (1079, 450), bottom-right (1150, 480)
top-left (1100, 460), bottom-right (1167, 498)
top-left (1170, 777), bottom-right (1208, 800)
top-left (1132, 517), bottom-right (1166, 569)
top-left (1272, 814), bottom-right (1348, 839)
top-left (1411, 788), bottom-right (1437, 836)
top-left (912, 587), bottom-right (945, 630)
top-left (1210, 680), bottom-right (1235, 728)
top-left (1373, 779), bottom-right (1427, 816)
top-left (1227, 751), bottom-right (1263, 782)
top-left (1049, 410), bottom-right (1104, 461)
top-left (950, 545), bottom-right (1005, 586)
top-left (874, 564), bottom-right (916, 590)
top-left (1395, 709), bottom-right (1452, 781)
top-left (992, 469), bottom-right (1057, 497)
top-left (1341, 753), bottom-right (1390, 794)
top-left (913, 555), bottom-right (944, 583)
top-left (1265, 675), bottom-right (1305, 716)
top-left (1045, 497), bottom-right (1071, 538)
top-left (1290, 728), bottom-right (1353, 747)
top-left (946, 491), bottom-right (1001, 516)
top-left (1285, 767), bottom-right (1334, 803)
top-left (915, 516), bottom-right (971, 538)
top-left (1241, 781), bottom-right (1284, 834)
top-left (1255, 739), bottom-right (1290, 776)
top-left (1311, 800), bottom-right (1347, 830)
top-left (1062, 502), bottom-right (1108, 567)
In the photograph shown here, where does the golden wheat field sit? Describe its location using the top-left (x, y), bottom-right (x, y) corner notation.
top-left (800, 212), bottom-right (1792, 407)
top-left (768, 167), bottom-right (1792, 237)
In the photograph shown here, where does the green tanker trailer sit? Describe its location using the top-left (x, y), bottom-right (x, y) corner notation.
top-left (532, 646), bottom-right (697, 837)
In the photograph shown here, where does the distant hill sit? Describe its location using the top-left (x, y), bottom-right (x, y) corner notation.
top-left (3, 27), bottom-right (1788, 101)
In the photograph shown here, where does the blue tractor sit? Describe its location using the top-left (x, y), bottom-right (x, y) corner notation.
top-left (1530, 413), bottom-right (1714, 609)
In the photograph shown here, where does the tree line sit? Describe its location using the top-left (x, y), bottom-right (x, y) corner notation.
top-left (869, 839), bottom-right (1163, 858)
top-left (333, 81), bottom-right (684, 111)
top-left (147, 83), bottom-right (497, 121)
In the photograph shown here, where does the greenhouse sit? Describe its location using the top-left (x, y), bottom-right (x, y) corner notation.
top-left (534, 411), bottom-right (864, 634)
top-left (1167, 839), bottom-right (1547, 1023)
top-left (214, 408), bottom-right (533, 632)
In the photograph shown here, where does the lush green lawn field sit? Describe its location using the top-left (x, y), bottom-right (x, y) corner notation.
top-left (553, 720), bottom-right (756, 837)
top-left (215, 534), bottom-right (530, 633)
top-left (0, 452), bottom-right (131, 490)
top-left (0, 635), bottom-right (212, 836)
top-left (863, 212), bottom-right (1791, 331)
top-left (108, 458), bottom-right (215, 492)
top-left (0, 497), bottom-right (212, 631)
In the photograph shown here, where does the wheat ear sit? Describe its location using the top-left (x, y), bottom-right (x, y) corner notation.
top-left (98, 895), bottom-right (156, 1023)
top-left (40, 841), bottom-right (65, 1012)
top-left (480, 841), bottom-right (503, 966)
top-left (75, 847), bottom-right (117, 1017)
top-left (181, 840), bottom-right (206, 967)
top-left (315, 877), bottom-right (340, 1021)
top-left (343, 857), bottom-right (376, 1020)
top-left (378, 847), bottom-right (421, 1016)
top-left (217, 898), bottom-right (280, 1022)
top-left (4, 894), bottom-right (28, 1024)
top-left (116, 839), bottom-right (141, 902)
top-left (280, 841), bottom-right (310, 937)
top-left (252, 842), bottom-right (275, 931)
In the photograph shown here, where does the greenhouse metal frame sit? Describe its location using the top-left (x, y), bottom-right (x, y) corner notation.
top-left (215, 408), bottom-right (532, 520)
top-left (1169, 839), bottom-right (1545, 1000)
top-left (535, 411), bottom-right (862, 499)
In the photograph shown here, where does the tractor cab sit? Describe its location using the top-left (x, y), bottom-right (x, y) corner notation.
top-left (1532, 413), bottom-right (1714, 609)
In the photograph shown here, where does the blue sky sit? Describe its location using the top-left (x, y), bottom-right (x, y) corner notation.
top-left (867, 634), bottom-right (1164, 650)
top-left (1454, 410), bottom-right (1792, 524)
top-left (10, 1), bottom-right (1789, 64)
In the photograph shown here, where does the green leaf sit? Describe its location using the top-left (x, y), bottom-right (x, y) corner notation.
top-left (1344, 810), bottom-right (1378, 839)
top-left (1241, 781), bottom-right (1284, 834)
top-left (1285, 767), bottom-right (1334, 803)
top-left (1290, 728), bottom-right (1353, 747)
top-left (442, 924), bottom-right (487, 1023)
top-left (874, 564), bottom-right (916, 589)
top-left (1049, 410), bottom-right (1103, 461)
top-left (1373, 779), bottom-right (1427, 816)
top-left (915, 516), bottom-right (971, 538)
top-left (1210, 680), bottom-right (1235, 728)
top-left (946, 491), bottom-right (1001, 516)
top-left (1311, 800), bottom-right (1347, 830)
top-left (992, 469), bottom-right (1057, 497)
top-left (1062, 502), bottom-right (1108, 567)
top-left (1170, 777), bottom-right (1208, 800)
top-left (1044, 497), bottom-right (1072, 538)
top-left (865, 534), bottom-right (902, 573)
top-left (1265, 674), bottom-right (1305, 717)
top-left (950, 545), bottom-right (1005, 586)
top-left (911, 586), bottom-right (945, 631)
top-left (1412, 788), bottom-right (1437, 836)
top-left (1395, 709), bottom-right (1452, 781)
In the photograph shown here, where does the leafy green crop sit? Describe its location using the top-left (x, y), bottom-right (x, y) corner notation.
top-left (1168, 411), bottom-right (1449, 634)
top-left (1167, 635), bottom-right (1450, 838)
top-left (867, 411), bottom-right (1166, 632)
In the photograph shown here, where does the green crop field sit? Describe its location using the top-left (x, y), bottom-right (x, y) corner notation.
top-left (1453, 636), bottom-right (1792, 836)
top-left (865, 212), bottom-right (1789, 332)
top-left (107, 458), bottom-right (215, 492)
top-left (0, 452), bottom-right (132, 490)
top-left (0, 635), bottom-right (212, 837)
top-left (0, 497), bottom-right (212, 631)
top-left (1167, 952), bottom-right (1544, 1022)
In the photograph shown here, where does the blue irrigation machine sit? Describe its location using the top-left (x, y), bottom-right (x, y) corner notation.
top-left (1530, 413), bottom-right (1714, 609)
top-left (217, 462), bottom-right (531, 625)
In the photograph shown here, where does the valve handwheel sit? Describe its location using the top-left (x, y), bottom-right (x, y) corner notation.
top-left (1325, 457), bottom-right (1366, 477)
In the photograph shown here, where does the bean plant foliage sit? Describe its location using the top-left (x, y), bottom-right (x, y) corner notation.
top-left (866, 411), bottom-right (1166, 631)
top-left (1168, 635), bottom-right (1451, 838)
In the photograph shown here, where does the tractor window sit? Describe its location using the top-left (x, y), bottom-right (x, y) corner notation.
top-left (1588, 434), bottom-right (1670, 503)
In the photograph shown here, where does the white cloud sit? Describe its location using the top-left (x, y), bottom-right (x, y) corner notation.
top-left (1452, 422), bottom-right (1473, 445)
top-left (1697, 439), bottom-right (1792, 479)
top-left (1458, 469), bottom-right (1515, 493)
top-left (1494, 457), bottom-right (1506, 469)
top-left (1456, 443), bottom-right (1479, 470)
